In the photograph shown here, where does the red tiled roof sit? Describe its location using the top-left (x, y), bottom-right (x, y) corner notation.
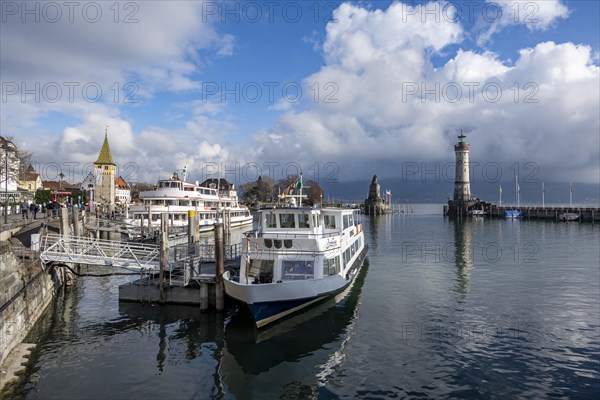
top-left (42, 180), bottom-right (79, 191)
top-left (115, 176), bottom-right (130, 189)
top-left (23, 172), bottom-right (39, 181)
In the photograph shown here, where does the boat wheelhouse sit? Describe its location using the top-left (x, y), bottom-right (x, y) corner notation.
top-left (223, 200), bottom-right (367, 328)
top-left (123, 170), bottom-right (252, 235)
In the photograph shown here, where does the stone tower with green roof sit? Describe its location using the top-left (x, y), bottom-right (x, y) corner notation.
top-left (93, 131), bottom-right (116, 208)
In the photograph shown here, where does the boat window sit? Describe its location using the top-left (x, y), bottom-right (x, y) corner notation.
top-left (266, 213), bottom-right (277, 228)
top-left (248, 259), bottom-right (274, 284)
top-left (349, 213), bottom-right (354, 226)
top-left (282, 260), bottom-right (314, 281)
top-left (324, 215), bottom-right (336, 229)
top-left (343, 215), bottom-right (351, 229)
top-left (166, 200), bottom-right (176, 206)
top-left (324, 257), bottom-right (340, 276)
top-left (298, 213), bottom-right (310, 229)
top-left (279, 213), bottom-right (296, 229)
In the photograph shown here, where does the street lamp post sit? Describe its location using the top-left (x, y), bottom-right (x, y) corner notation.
top-left (3, 141), bottom-right (9, 224)
top-left (58, 171), bottom-right (65, 204)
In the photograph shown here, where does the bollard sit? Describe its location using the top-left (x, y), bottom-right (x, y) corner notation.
top-left (214, 222), bottom-right (225, 312)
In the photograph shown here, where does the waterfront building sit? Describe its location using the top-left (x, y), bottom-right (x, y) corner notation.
top-left (115, 176), bottom-right (131, 204)
top-left (93, 132), bottom-right (116, 210)
top-left (42, 180), bottom-right (80, 204)
top-left (19, 164), bottom-right (42, 194)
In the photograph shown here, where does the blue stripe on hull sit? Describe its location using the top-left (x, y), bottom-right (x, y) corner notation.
top-left (250, 297), bottom-right (320, 326)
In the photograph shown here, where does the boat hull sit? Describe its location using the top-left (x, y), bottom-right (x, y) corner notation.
top-left (224, 247), bottom-right (367, 328)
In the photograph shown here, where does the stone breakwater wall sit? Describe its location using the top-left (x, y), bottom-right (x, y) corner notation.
top-left (0, 242), bottom-right (62, 367)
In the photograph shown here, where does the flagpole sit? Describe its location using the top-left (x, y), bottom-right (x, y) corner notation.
top-left (569, 180), bottom-right (572, 207)
top-left (499, 185), bottom-right (502, 207)
top-left (542, 182), bottom-right (545, 208)
top-left (515, 172), bottom-right (519, 207)
top-left (299, 173), bottom-right (303, 208)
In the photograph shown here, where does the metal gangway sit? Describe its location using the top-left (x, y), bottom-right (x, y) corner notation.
top-left (40, 233), bottom-right (161, 272)
top-left (39, 233), bottom-right (243, 284)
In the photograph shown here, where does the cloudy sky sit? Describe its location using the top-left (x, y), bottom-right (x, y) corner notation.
top-left (1, 0), bottom-right (598, 190)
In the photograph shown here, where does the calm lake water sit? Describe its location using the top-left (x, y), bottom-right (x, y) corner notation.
top-left (4, 204), bottom-right (599, 399)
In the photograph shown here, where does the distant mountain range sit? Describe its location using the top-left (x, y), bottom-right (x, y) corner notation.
top-left (322, 178), bottom-right (600, 205)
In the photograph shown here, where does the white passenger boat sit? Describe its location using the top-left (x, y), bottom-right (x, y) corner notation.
top-left (223, 186), bottom-right (368, 328)
top-left (123, 169), bottom-right (252, 235)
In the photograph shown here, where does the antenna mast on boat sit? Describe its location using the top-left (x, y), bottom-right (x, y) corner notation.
top-left (182, 165), bottom-right (187, 182)
top-left (298, 173), bottom-right (303, 208)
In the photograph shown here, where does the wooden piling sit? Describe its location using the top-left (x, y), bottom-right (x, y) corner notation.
top-left (214, 222), bottom-right (225, 312)
top-left (159, 214), bottom-right (168, 304)
top-left (71, 207), bottom-right (81, 237)
top-left (59, 207), bottom-right (70, 236)
top-left (188, 210), bottom-right (199, 243)
top-left (148, 207), bottom-right (153, 238)
top-left (95, 207), bottom-right (100, 240)
top-left (200, 282), bottom-right (208, 312)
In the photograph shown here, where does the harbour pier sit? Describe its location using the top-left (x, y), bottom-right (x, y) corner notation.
top-left (39, 213), bottom-right (242, 309)
top-left (488, 205), bottom-right (600, 222)
top-left (444, 203), bottom-right (600, 222)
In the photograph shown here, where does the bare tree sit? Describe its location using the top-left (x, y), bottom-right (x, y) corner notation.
top-left (129, 182), bottom-right (155, 202)
top-left (0, 136), bottom-right (25, 187)
top-left (242, 175), bottom-right (276, 205)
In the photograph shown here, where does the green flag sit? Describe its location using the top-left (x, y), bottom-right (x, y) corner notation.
top-left (295, 181), bottom-right (302, 190)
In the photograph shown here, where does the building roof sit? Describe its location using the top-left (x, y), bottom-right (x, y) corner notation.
top-left (22, 164), bottom-right (40, 181)
top-left (94, 133), bottom-right (116, 165)
top-left (43, 180), bottom-right (80, 191)
top-left (115, 176), bottom-right (130, 189)
top-left (23, 172), bottom-right (40, 181)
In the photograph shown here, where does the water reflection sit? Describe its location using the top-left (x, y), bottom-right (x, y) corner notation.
top-left (453, 219), bottom-right (473, 296)
top-left (221, 261), bottom-right (368, 398)
top-left (112, 261), bottom-right (368, 398)
top-left (368, 216), bottom-right (379, 252)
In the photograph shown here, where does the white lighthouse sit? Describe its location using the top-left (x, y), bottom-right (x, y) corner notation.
top-left (453, 133), bottom-right (472, 202)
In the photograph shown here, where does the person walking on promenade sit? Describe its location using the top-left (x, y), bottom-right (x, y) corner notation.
top-left (21, 200), bottom-right (29, 219)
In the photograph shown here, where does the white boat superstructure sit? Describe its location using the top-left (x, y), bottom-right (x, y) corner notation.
top-left (123, 170), bottom-right (252, 235)
top-left (223, 189), bottom-right (367, 328)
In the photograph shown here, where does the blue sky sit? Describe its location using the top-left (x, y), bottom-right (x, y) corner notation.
top-left (1, 0), bottom-right (599, 190)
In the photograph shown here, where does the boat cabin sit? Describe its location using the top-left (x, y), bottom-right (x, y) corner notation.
top-left (239, 207), bottom-right (363, 285)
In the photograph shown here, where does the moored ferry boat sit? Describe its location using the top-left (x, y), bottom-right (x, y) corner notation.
top-left (223, 189), bottom-right (368, 328)
top-left (123, 170), bottom-right (252, 235)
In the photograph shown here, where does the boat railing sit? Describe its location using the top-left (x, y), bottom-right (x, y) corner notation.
top-left (243, 229), bottom-right (341, 240)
